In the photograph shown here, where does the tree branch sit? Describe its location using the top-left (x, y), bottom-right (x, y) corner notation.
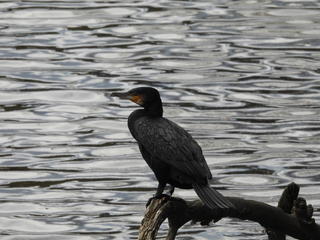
top-left (138, 183), bottom-right (319, 240)
top-left (266, 182), bottom-right (300, 240)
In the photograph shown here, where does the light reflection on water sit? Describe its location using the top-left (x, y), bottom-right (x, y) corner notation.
top-left (0, 0), bottom-right (320, 239)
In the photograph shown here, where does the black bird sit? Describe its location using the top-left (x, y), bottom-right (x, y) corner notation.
top-left (113, 87), bottom-right (234, 209)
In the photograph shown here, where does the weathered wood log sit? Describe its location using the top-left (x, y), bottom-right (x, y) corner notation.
top-left (266, 182), bottom-right (300, 240)
top-left (138, 183), bottom-right (319, 240)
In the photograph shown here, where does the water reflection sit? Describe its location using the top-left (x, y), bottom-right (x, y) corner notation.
top-left (0, 0), bottom-right (319, 239)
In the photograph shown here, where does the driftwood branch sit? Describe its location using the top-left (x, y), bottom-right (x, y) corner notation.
top-left (138, 183), bottom-right (319, 240)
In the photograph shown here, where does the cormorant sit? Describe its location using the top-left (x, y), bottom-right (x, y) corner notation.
top-left (113, 87), bottom-right (234, 209)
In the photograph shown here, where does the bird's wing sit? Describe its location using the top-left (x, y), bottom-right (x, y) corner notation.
top-left (133, 117), bottom-right (212, 181)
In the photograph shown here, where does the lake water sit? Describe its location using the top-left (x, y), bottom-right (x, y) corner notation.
top-left (0, 0), bottom-right (319, 239)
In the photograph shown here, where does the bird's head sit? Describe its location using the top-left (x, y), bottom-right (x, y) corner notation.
top-left (113, 87), bottom-right (161, 107)
top-left (112, 87), bottom-right (163, 116)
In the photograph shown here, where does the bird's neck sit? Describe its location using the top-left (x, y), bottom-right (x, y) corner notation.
top-left (127, 105), bottom-right (162, 140)
top-left (145, 101), bottom-right (163, 117)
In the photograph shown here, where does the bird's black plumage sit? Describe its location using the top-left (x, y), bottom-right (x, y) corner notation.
top-left (115, 87), bottom-right (234, 209)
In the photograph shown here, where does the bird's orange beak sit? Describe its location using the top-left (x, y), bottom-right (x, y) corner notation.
top-left (111, 91), bottom-right (144, 106)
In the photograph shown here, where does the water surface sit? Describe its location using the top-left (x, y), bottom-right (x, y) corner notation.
top-left (0, 0), bottom-right (320, 239)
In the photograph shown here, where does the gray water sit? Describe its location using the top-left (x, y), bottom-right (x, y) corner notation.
top-left (0, 0), bottom-right (319, 239)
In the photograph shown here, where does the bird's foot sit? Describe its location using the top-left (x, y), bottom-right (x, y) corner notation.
top-left (146, 194), bottom-right (171, 207)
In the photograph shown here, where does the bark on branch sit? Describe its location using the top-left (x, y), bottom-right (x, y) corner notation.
top-left (138, 183), bottom-right (319, 240)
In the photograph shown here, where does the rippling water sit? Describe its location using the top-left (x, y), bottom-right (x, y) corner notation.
top-left (0, 0), bottom-right (320, 239)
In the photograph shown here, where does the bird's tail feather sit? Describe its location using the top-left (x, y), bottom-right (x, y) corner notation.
top-left (193, 183), bottom-right (234, 209)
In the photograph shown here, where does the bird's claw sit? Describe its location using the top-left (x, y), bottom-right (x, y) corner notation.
top-left (146, 194), bottom-right (171, 207)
